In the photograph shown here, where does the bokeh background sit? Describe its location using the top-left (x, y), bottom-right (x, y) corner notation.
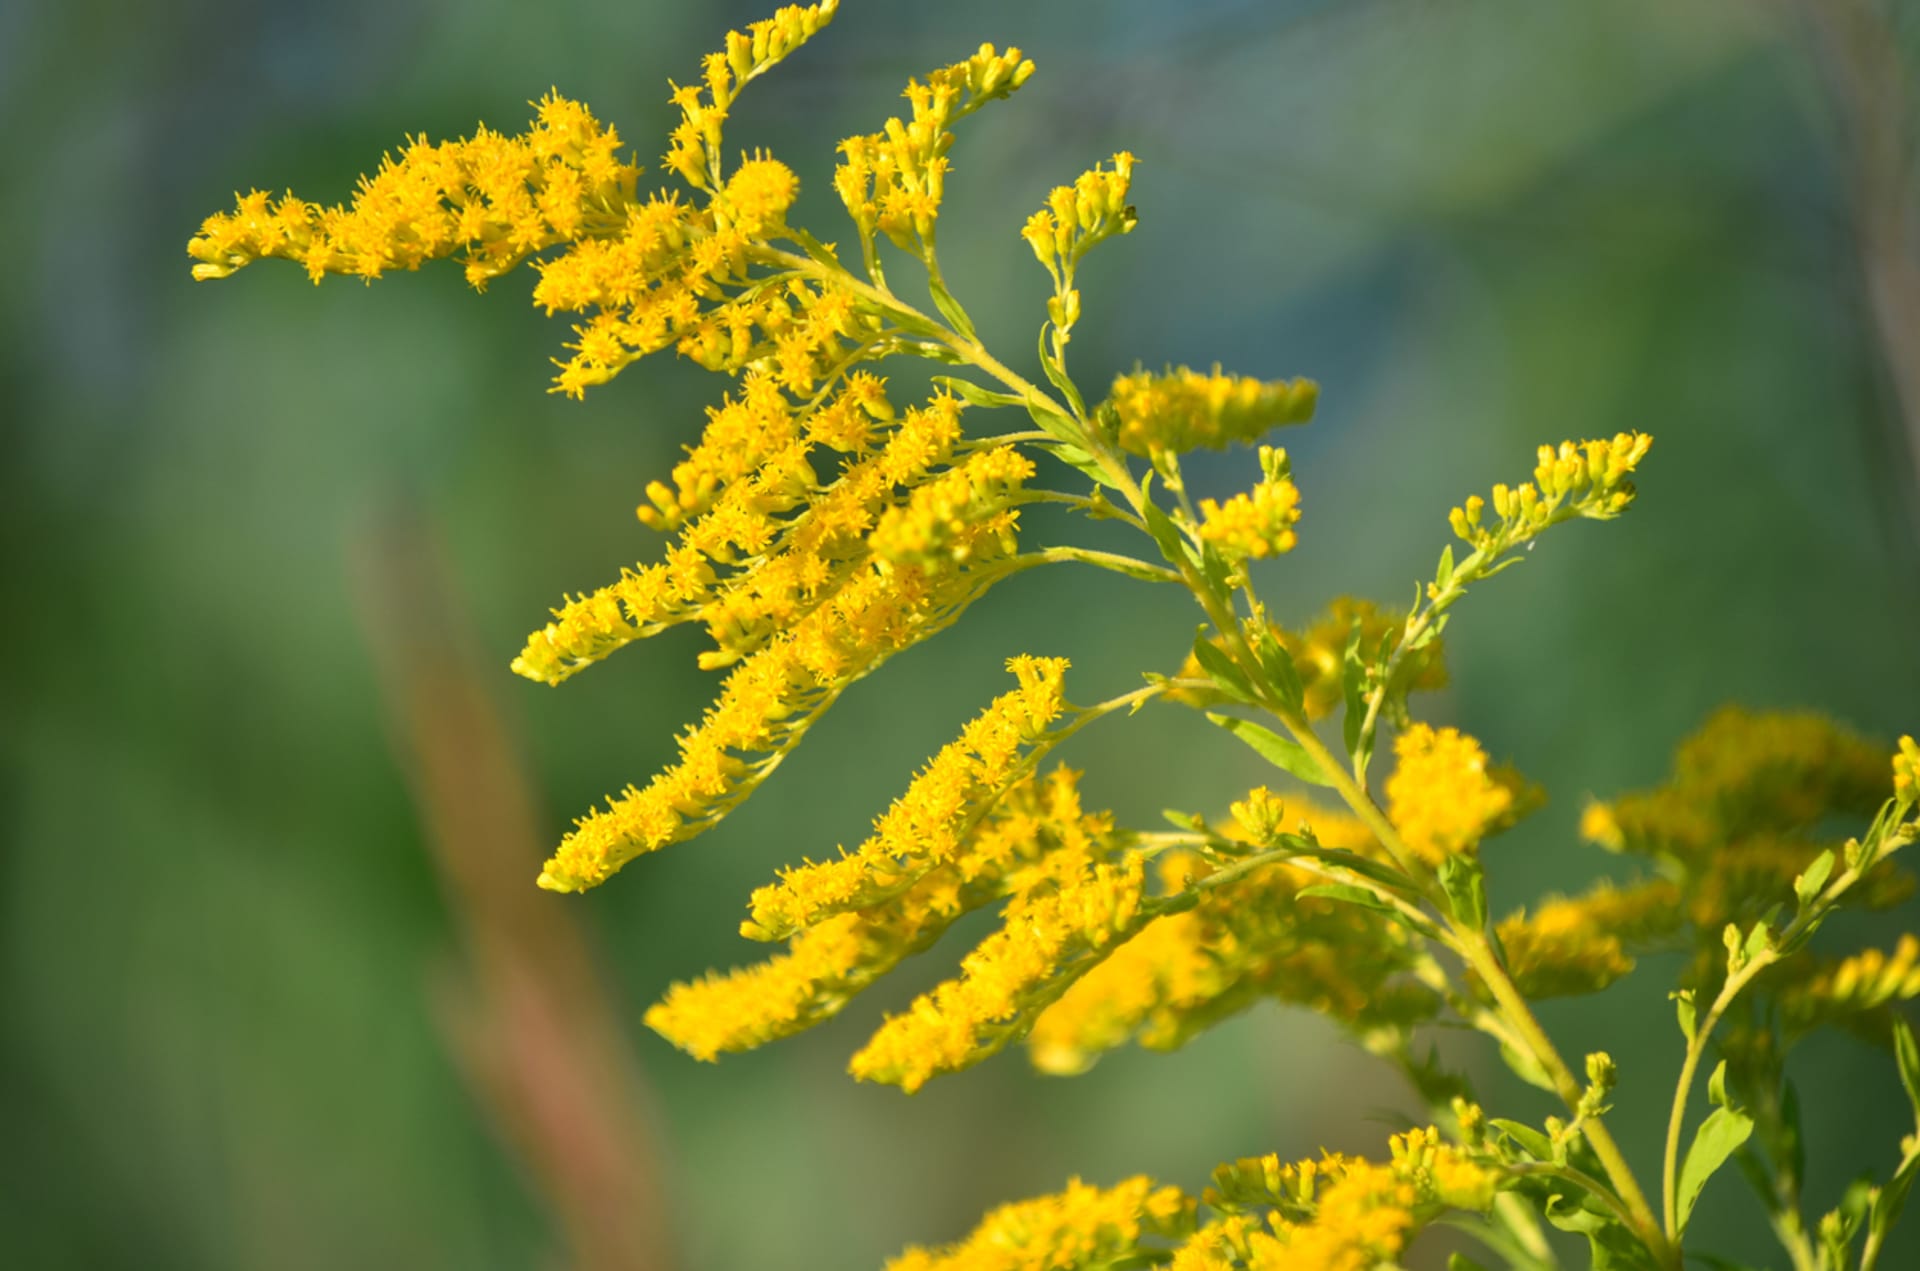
top-left (4, 0), bottom-right (1919, 1267)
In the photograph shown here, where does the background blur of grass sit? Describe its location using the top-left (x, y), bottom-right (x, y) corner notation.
top-left (3, 1), bottom-right (1918, 1267)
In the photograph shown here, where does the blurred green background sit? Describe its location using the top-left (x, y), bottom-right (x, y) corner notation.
top-left (4, 0), bottom-right (1918, 1267)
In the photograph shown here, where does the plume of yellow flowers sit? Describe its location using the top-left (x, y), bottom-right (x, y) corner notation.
top-left (191, 8), bottom-right (1920, 1270)
top-left (1384, 724), bottom-right (1513, 865)
top-left (886, 1176), bottom-right (1194, 1271)
top-left (1495, 879), bottom-right (1683, 998)
top-left (1106, 365), bottom-right (1318, 456)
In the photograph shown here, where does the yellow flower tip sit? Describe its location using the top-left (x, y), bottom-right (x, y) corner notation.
top-left (535, 866), bottom-right (581, 894)
top-left (1579, 799), bottom-right (1624, 850)
top-left (1197, 451), bottom-right (1301, 564)
top-left (1895, 735), bottom-right (1920, 803)
top-left (1386, 723), bottom-right (1513, 865)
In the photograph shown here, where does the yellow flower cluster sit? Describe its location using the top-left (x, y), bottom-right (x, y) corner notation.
top-left (1495, 879), bottom-right (1683, 998)
top-left (1582, 708), bottom-right (1890, 865)
top-left (187, 92), bottom-right (641, 287)
top-left (523, 388), bottom-right (1055, 893)
top-left (887, 1175), bottom-right (1194, 1271)
top-left (1022, 153), bottom-right (1139, 334)
top-left (868, 445), bottom-right (1036, 570)
top-left (835, 43), bottom-right (1035, 252)
top-left (1780, 934), bottom-right (1920, 1035)
top-left (742, 659), bottom-right (1074, 940)
top-left (1446, 432), bottom-right (1653, 552)
top-left (189, 7), bottom-right (854, 397)
top-left (661, 2), bottom-right (840, 190)
top-left (1578, 708), bottom-right (1911, 986)
top-left (1198, 448), bottom-right (1302, 563)
top-left (1385, 724), bottom-right (1513, 866)
top-left (1106, 366), bottom-right (1318, 457)
top-left (1174, 1128), bottom-right (1497, 1270)
top-left (850, 847), bottom-right (1147, 1092)
top-left (645, 765), bottom-right (1092, 1061)
top-left (1026, 800), bottom-right (1435, 1076)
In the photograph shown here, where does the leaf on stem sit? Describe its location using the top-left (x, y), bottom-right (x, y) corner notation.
top-left (1204, 712), bottom-right (1334, 788)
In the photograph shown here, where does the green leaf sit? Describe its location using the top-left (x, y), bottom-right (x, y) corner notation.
top-left (1436, 544), bottom-right (1456, 591)
top-left (1340, 625), bottom-right (1373, 777)
top-left (1049, 443), bottom-right (1123, 491)
top-left (927, 274), bottom-right (978, 341)
top-left (1438, 855), bottom-right (1488, 931)
top-left (1870, 1145), bottom-right (1920, 1262)
top-left (1138, 483), bottom-right (1191, 568)
top-left (1249, 621), bottom-right (1306, 715)
top-left (1677, 1104), bottom-right (1755, 1235)
top-left (932, 376), bottom-right (1024, 411)
top-left (788, 226), bottom-right (844, 270)
top-left (1707, 1058), bottom-right (1731, 1108)
top-left (1295, 883), bottom-right (1397, 914)
top-left (1673, 990), bottom-right (1697, 1044)
top-left (1037, 323), bottom-right (1088, 418)
top-left (1205, 713), bottom-right (1334, 788)
top-left (1191, 632), bottom-right (1257, 705)
top-left (1497, 1039), bottom-right (1560, 1093)
top-left (1490, 1118), bottom-right (1555, 1162)
top-left (1895, 1017), bottom-right (1920, 1132)
top-left (1794, 849), bottom-right (1836, 908)
top-left (1448, 1253), bottom-right (1492, 1271)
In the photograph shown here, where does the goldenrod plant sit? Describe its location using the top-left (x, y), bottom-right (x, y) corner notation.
top-left (190, 5), bottom-right (1920, 1267)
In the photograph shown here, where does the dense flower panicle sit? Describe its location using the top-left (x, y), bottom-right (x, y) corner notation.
top-left (1897, 735), bottom-right (1920, 804)
top-left (742, 661), bottom-right (1075, 940)
top-left (1027, 801), bottom-right (1436, 1076)
top-left (835, 43), bottom-right (1035, 251)
top-left (849, 847), bottom-right (1147, 1092)
top-left (533, 562), bottom-right (1027, 892)
top-left (1107, 366), bottom-right (1318, 457)
top-left (1198, 447), bottom-right (1302, 563)
top-left (1446, 432), bottom-right (1653, 552)
top-left (647, 766), bottom-right (1107, 1061)
top-left (868, 445), bottom-right (1035, 569)
top-left (1779, 934), bottom-right (1920, 1035)
top-left (1580, 708), bottom-right (1891, 865)
top-left (188, 93), bottom-right (641, 287)
top-left (1385, 724), bottom-right (1514, 865)
top-left (1495, 879), bottom-right (1683, 998)
top-left (886, 1176), bottom-right (1194, 1271)
top-left (192, 9), bottom-right (851, 398)
top-left (1175, 1130), bottom-right (1497, 1271)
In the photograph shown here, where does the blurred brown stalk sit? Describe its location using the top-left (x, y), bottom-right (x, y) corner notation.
top-left (1797, 0), bottom-right (1920, 547)
top-left (352, 507), bottom-right (677, 1271)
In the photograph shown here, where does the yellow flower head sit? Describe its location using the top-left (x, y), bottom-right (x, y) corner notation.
top-left (1198, 447), bottom-right (1302, 563)
top-left (1385, 723), bottom-right (1514, 865)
